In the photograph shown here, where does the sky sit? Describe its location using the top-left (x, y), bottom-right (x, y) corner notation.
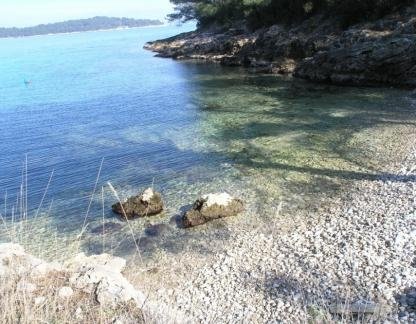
top-left (0, 0), bottom-right (174, 27)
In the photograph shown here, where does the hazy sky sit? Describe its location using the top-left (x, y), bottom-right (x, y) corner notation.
top-left (1, 0), bottom-right (174, 27)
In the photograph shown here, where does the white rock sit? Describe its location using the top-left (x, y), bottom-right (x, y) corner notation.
top-left (75, 307), bottom-right (84, 320)
top-left (66, 252), bottom-right (126, 273)
top-left (67, 253), bottom-right (145, 307)
top-left (34, 296), bottom-right (46, 306)
top-left (0, 243), bottom-right (61, 277)
top-left (142, 188), bottom-right (155, 202)
top-left (202, 192), bottom-right (233, 207)
top-left (58, 286), bottom-right (74, 299)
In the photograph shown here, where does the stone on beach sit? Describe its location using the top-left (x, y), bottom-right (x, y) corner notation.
top-left (0, 243), bottom-right (62, 277)
top-left (67, 253), bottom-right (146, 307)
top-left (182, 193), bottom-right (244, 228)
top-left (112, 188), bottom-right (164, 219)
top-left (329, 300), bottom-right (386, 316)
top-left (58, 286), bottom-right (74, 299)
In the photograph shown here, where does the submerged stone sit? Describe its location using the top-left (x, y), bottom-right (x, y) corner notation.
top-left (144, 223), bottom-right (170, 237)
top-left (182, 193), bottom-right (244, 228)
top-left (90, 222), bottom-right (124, 235)
top-left (112, 188), bottom-right (163, 219)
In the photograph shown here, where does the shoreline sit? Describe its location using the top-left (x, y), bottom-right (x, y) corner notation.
top-left (0, 23), bottom-right (170, 40)
top-left (144, 5), bottom-right (416, 88)
top-left (127, 117), bottom-right (416, 322)
top-left (1, 90), bottom-right (415, 322)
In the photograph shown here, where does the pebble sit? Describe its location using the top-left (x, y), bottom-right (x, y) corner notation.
top-left (136, 134), bottom-right (416, 323)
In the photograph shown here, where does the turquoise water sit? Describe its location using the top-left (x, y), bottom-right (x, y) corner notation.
top-left (0, 26), bottom-right (415, 261)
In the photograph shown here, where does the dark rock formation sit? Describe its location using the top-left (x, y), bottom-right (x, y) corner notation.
top-left (295, 32), bottom-right (416, 87)
top-left (112, 188), bottom-right (163, 219)
top-left (145, 6), bottom-right (416, 87)
top-left (182, 193), bottom-right (244, 228)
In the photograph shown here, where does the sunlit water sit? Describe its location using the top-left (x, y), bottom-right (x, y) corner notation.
top-left (0, 25), bottom-right (415, 263)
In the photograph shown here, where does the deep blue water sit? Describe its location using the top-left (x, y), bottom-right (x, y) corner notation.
top-left (0, 25), bottom-right (219, 223)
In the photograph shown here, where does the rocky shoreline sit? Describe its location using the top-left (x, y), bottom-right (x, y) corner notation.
top-left (0, 243), bottom-right (146, 323)
top-left (127, 121), bottom-right (416, 322)
top-left (145, 5), bottom-right (416, 88)
top-left (2, 115), bottom-right (415, 323)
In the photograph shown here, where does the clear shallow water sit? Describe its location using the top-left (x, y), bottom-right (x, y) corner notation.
top-left (0, 26), bottom-right (415, 261)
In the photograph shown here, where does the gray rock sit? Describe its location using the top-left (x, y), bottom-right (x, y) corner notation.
top-left (295, 35), bottom-right (416, 87)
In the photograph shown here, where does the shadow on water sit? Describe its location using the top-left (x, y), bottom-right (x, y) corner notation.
top-left (188, 68), bottom-right (416, 180)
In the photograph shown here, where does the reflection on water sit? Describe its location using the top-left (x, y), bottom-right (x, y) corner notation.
top-left (0, 28), bottom-right (415, 263)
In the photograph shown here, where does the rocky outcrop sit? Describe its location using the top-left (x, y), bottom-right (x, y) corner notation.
top-left (145, 6), bottom-right (416, 87)
top-left (182, 193), bottom-right (244, 228)
top-left (66, 253), bottom-right (146, 307)
top-left (0, 243), bottom-right (146, 307)
top-left (0, 243), bottom-right (62, 277)
top-left (112, 188), bottom-right (164, 219)
top-left (0, 243), bottom-right (145, 322)
top-left (144, 28), bottom-right (258, 63)
top-left (294, 30), bottom-right (416, 87)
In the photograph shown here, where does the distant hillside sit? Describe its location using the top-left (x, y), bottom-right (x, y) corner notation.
top-left (0, 16), bottom-right (164, 38)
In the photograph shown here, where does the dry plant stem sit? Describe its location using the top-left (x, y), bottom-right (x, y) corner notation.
top-left (107, 181), bottom-right (143, 263)
top-left (78, 158), bottom-right (104, 240)
top-left (34, 169), bottom-right (54, 219)
top-left (102, 186), bottom-right (105, 253)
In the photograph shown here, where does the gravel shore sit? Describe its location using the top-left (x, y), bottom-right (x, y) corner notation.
top-left (130, 121), bottom-right (416, 323)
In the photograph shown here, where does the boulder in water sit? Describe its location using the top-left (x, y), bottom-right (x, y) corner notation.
top-left (182, 193), bottom-right (244, 228)
top-left (112, 188), bottom-right (163, 219)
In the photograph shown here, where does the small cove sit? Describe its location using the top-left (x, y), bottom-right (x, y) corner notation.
top-left (0, 25), bottom-right (415, 264)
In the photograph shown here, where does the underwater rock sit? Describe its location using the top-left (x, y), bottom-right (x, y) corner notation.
top-left (144, 223), bottom-right (170, 237)
top-left (112, 188), bottom-right (163, 219)
top-left (182, 193), bottom-right (244, 228)
top-left (90, 222), bottom-right (124, 235)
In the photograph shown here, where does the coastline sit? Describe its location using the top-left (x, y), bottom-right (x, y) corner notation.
top-left (1, 8), bottom-right (416, 322)
top-left (145, 5), bottom-right (416, 88)
top-left (0, 23), bottom-right (170, 40)
top-left (2, 116), bottom-right (415, 322)
top-left (127, 112), bottom-right (416, 322)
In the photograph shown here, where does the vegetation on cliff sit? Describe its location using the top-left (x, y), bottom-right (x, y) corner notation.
top-left (169, 0), bottom-right (414, 28)
top-left (0, 16), bottom-right (163, 38)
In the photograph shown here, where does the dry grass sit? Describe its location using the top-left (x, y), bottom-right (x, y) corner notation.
top-left (0, 270), bottom-right (143, 324)
top-left (0, 161), bottom-right (145, 324)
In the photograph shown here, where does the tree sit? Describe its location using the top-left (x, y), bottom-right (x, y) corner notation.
top-left (168, 0), bottom-right (415, 29)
